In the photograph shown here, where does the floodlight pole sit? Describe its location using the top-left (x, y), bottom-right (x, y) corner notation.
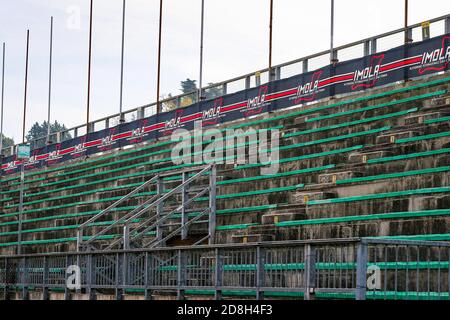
top-left (404, 0), bottom-right (412, 44)
top-left (330, 0), bottom-right (338, 64)
top-left (86, 0), bottom-right (93, 134)
top-left (156, 0), bottom-right (163, 114)
top-left (22, 30), bottom-right (30, 144)
top-left (198, 0), bottom-right (205, 102)
top-left (119, 0), bottom-right (126, 123)
top-left (0, 43), bottom-right (5, 155)
top-left (46, 17), bottom-right (54, 145)
top-left (269, 0), bottom-right (274, 80)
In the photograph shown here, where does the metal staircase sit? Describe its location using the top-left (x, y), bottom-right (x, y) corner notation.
top-left (77, 164), bottom-right (217, 252)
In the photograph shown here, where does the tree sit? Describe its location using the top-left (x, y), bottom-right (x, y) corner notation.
top-left (204, 83), bottom-right (223, 100)
top-left (26, 121), bottom-right (71, 148)
top-left (0, 133), bottom-right (14, 150)
top-left (180, 79), bottom-right (197, 94)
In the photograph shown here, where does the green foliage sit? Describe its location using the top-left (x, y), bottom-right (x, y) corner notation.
top-left (26, 121), bottom-right (72, 148)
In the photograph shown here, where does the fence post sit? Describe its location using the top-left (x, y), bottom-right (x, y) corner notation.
top-left (87, 254), bottom-right (96, 300)
top-left (446, 17), bottom-right (450, 34)
top-left (245, 76), bottom-right (251, 90)
top-left (256, 247), bottom-right (266, 300)
top-left (209, 165), bottom-right (217, 245)
top-left (156, 177), bottom-right (164, 244)
top-left (144, 252), bottom-right (153, 300)
top-left (42, 256), bottom-right (49, 300)
top-left (177, 250), bottom-right (186, 300)
top-left (356, 242), bottom-right (368, 300)
top-left (115, 253), bottom-right (123, 300)
top-left (371, 38), bottom-right (377, 54)
top-left (302, 59), bottom-right (308, 73)
top-left (364, 40), bottom-right (370, 57)
top-left (214, 248), bottom-right (223, 300)
top-left (21, 257), bottom-right (29, 300)
top-left (3, 258), bottom-right (8, 300)
top-left (222, 83), bottom-right (227, 95)
top-left (304, 244), bottom-right (316, 300)
top-left (64, 255), bottom-right (71, 300)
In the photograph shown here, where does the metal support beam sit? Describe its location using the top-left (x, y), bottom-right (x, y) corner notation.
top-left (177, 250), bottom-right (186, 300)
top-left (42, 256), bottom-right (49, 300)
top-left (214, 248), bottom-right (223, 300)
top-left (208, 165), bottom-right (217, 245)
top-left (156, 177), bottom-right (164, 244)
top-left (356, 242), bottom-right (368, 300)
top-left (302, 59), bottom-right (308, 73)
top-left (256, 247), bottom-right (265, 300)
top-left (446, 16), bottom-right (450, 34)
top-left (304, 244), bottom-right (316, 300)
top-left (181, 172), bottom-right (188, 240)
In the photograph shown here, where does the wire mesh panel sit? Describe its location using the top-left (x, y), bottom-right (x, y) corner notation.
top-left (222, 249), bottom-right (257, 289)
top-left (126, 253), bottom-right (146, 287)
top-left (47, 255), bottom-right (67, 288)
top-left (148, 251), bottom-right (178, 288)
top-left (185, 249), bottom-right (215, 288)
top-left (367, 243), bottom-right (450, 300)
top-left (315, 244), bottom-right (357, 291)
top-left (93, 254), bottom-right (116, 287)
top-left (26, 257), bottom-right (45, 286)
top-left (264, 246), bottom-right (305, 289)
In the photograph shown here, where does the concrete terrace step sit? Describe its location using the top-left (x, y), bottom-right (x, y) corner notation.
top-left (288, 191), bottom-right (337, 205)
top-left (376, 130), bottom-right (423, 145)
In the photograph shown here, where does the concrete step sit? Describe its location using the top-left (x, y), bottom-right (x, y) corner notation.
top-left (318, 170), bottom-right (364, 184)
top-left (348, 150), bottom-right (394, 164)
top-left (421, 95), bottom-right (450, 111)
top-left (232, 233), bottom-right (275, 244)
top-left (404, 111), bottom-right (450, 125)
top-left (288, 191), bottom-right (337, 205)
top-left (376, 130), bottom-right (423, 145)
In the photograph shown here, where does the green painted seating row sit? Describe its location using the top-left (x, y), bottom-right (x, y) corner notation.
top-left (368, 147), bottom-right (450, 164)
top-left (335, 165), bottom-right (450, 185)
top-left (305, 91), bottom-right (445, 123)
top-left (284, 108), bottom-right (417, 139)
top-left (308, 186), bottom-right (450, 205)
top-left (396, 130), bottom-right (450, 144)
top-left (276, 209), bottom-right (450, 227)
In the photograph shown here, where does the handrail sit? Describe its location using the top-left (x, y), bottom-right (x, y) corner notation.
top-left (3, 14), bottom-right (449, 156)
top-left (77, 175), bottom-right (159, 250)
top-left (105, 164), bottom-right (214, 250)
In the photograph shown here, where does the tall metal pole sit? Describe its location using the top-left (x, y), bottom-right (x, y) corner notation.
top-left (404, 0), bottom-right (411, 43)
top-left (198, 0), bottom-right (205, 102)
top-left (119, 0), bottom-right (126, 123)
top-left (46, 17), bottom-right (54, 144)
top-left (22, 30), bottom-right (30, 144)
top-left (269, 0), bottom-right (274, 80)
top-left (156, 0), bottom-right (163, 114)
top-left (0, 43), bottom-right (5, 154)
top-left (86, 0), bottom-right (93, 134)
top-left (330, 0), bottom-right (337, 64)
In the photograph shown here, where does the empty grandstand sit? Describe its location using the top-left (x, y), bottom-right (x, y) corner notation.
top-left (1, 3), bottom-right (450, 302)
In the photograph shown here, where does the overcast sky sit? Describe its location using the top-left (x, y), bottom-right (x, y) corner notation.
top-left (0, 0), bottom-right (449, 142)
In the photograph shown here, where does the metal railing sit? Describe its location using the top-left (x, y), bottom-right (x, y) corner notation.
top-left (2, 14), bottom-right (449, 157)
top-left (1, 238), bottom-right (449, 300)
top-left (77, 164), bottom-right (217, 252)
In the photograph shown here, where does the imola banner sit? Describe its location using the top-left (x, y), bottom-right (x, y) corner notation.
top-left (1, 33), bottom-right (450, 176)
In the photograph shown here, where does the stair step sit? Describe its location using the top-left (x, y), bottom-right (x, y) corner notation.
top-left (422, 95), bottom-right (450, 110)
top-left (262, 212), bottom-right (306, 225)
top-left (232, 233), bottom-right (275, 244)
top-left (318, 171), bottom-right (364, 184)
top-left (376, 130), bottom-right (422, 145)
top-left (289, 191), bottom-right (337, 205)
top-left (404, 111), bottom-right (450, 125)
top-left (348, 150), bottom-right (394, 164)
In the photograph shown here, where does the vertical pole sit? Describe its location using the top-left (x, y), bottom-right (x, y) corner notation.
top-left (356, 242), bottom-right (368, 300)
top-left (156, 0), bottom-right (163, 114)
top-left (0, 42), bottom-right (5, 154)
top-left (86, 0), bottom-right (93, 134)
top-left (304, 244), bottom-right (316, 300)
top-left (404, 0), bottom-right (413, 43)
top-left (181, 171), bottom-right (188, 240)
top-left (18, 164), bottom-right (25, 255)
top-left (214, 248), bottom-right (223, 300)
top-left (46, 17), bottom-right (54, 145)
top-left (177, 250), bottom-right (186, 300)
top-left (208, 164), bottom-right (216, 245)
top-left (119, 0), bottom-right (126, 123)
top-left (22, 30), bottom-right (30, 144)
top-left (198, 0), bottom-right (205, 102)
top-left (156, 177), bottom-right (164, 243)
top-left (256, 247), bottom-right (265, 300)
top-left (330, 0), bottom-right (337, 64)
top-left (269, 0), bottom-right (274, 81)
